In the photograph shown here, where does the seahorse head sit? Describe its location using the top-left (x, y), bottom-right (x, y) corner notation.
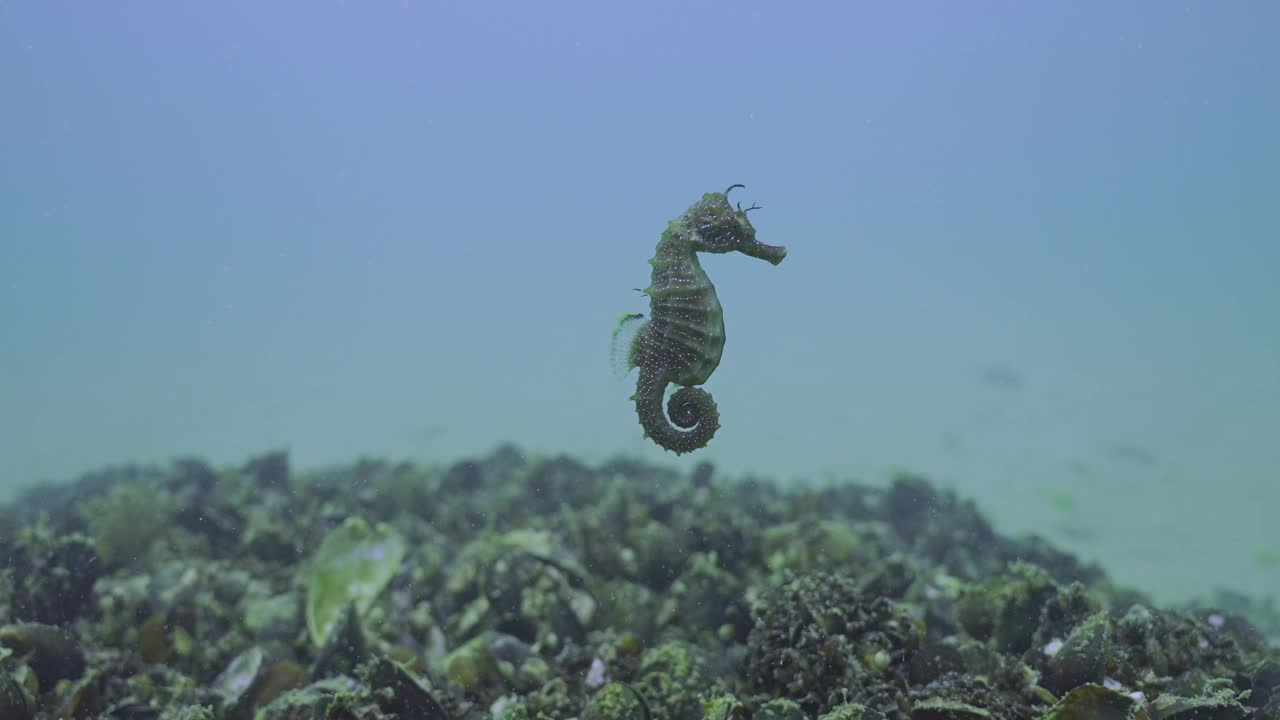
top-left (685, 184), bottom-right (788, 266)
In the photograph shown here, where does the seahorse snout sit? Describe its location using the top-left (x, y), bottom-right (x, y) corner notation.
top-left (740, 238), bottom-right (787, 266)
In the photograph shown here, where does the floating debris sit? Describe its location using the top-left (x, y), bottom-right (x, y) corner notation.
top-left (979, 366), bottom-right (1024, 390)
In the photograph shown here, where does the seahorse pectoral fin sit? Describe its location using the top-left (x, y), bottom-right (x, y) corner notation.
top-left (739, 237), bottom-right (787, 265)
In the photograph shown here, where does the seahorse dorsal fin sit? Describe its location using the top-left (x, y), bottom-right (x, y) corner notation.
top-left (609, 312), bottom-right (646, 379)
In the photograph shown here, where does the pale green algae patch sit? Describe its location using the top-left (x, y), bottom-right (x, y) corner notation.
top-left (302, 516), bottom-right (407, 645)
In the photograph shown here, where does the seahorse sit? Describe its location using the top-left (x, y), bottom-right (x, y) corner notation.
top-left (611, 185), bottom-right (787, 454)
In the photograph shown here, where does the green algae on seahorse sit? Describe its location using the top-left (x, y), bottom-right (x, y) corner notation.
top-left (612, 185), bottom-right (787, 454)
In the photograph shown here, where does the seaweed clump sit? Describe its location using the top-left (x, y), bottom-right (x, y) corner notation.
top-left (82, 478), bottom-right (177, 568)
top-left (745, 572), bottom-right (919, 715)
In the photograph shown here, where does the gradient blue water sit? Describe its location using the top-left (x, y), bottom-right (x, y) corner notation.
top-left (2, 2), bottom-right (1277, 603)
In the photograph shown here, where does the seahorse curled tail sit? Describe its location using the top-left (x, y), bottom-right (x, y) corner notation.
top-left (634, 368), bottom-right (720, 455)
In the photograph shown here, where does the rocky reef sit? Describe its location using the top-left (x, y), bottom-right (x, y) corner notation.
top-left (0, 445), bottom-right (1276, 720)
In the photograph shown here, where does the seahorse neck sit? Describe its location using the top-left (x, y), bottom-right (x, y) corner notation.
top-left (649, 223), bottom-right (705, 278)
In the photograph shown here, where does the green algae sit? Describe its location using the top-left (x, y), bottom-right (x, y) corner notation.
top-left (302, 516), bottom-right (407, 646)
